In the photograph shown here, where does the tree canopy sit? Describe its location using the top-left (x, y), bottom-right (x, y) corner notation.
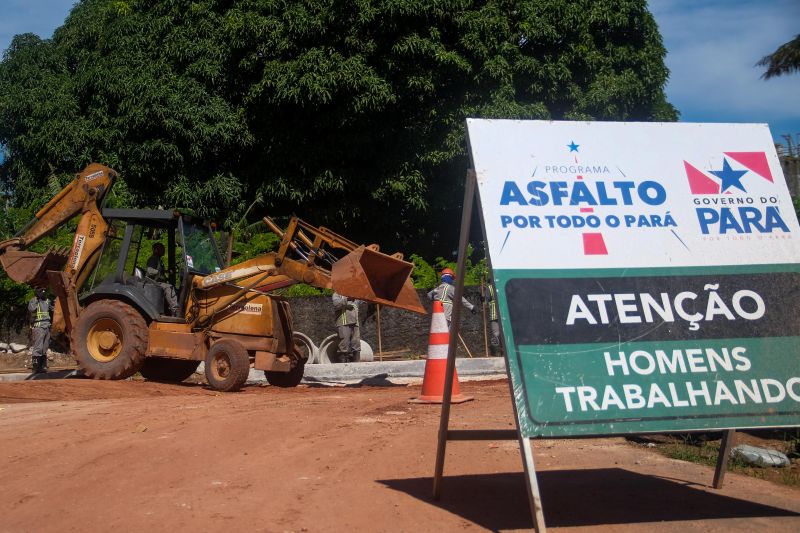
top-left (0, 0), bottom-right (676, 255)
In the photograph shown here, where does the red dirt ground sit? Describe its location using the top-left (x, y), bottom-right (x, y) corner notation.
top-left (0, 378), bottom-right (798, 532)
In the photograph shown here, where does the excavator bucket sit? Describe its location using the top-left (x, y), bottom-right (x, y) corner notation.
top-left (0, 248), bottom-right (69, 286)
top-left (331, 246), bottom-right (426, 314)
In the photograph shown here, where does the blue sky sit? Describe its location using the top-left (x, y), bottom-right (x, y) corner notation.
top-left (1, 0), bottom-right (798, 146)
top-left (650, 0), bottom-right (799, 145)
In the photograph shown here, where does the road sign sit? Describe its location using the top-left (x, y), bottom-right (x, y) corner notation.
top-left (467, 119), bottom-right (800, 437)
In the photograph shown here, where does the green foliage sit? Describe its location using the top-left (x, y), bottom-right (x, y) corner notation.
top-left (1, 0), bottom-right (676, 258)
top-left (757, 34), bottom-right (800, 80)
top-left (0, 0), bottom-right (677, 310)
top-left (284, 284), bottom-right (327, 297)
top-left (0, 207), bottom-right (34, 315)
top-left (660, 440), bottom-right (720, 468)
top-left (409, 253), bottom-right (438, 288)
top-left (0, 270), bottom-right (30, 317)
top-left (410, 245), bottom-right (487, 289)
top-left (231, 230), bottom-right (281, 264)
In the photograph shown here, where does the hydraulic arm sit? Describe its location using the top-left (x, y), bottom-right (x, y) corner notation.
top-left (188, 215), bottom-right (425, 328)
top-left (0, 163), bottom-right (115, 288)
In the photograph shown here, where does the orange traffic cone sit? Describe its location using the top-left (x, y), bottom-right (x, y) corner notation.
top-left (409, 300), bottom-right (473, 404)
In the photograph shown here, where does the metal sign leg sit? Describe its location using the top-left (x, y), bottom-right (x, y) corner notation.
top-left (713, 429), bottom-right (736, 489)
top-left (433, 169), bottom-right (477, 500)
top-left (432, 168), bottom-right (547, 531)
top-left (521, 437), bottom-right (547, 533)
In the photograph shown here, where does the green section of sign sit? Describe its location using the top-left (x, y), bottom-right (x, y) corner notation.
top-left (495, 265), bottom-right (800, 438)
top-left (515, 337), bottom-right (799, 437)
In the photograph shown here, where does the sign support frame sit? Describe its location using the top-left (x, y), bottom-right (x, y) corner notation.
top-left (432, 170), bottom-right (547, 533)
top-left (430, 168), bottom-right (744, 531)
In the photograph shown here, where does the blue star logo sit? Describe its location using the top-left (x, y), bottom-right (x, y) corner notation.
top-left (709, 158), bottom-right (748, 193)
top-left (567, 141), bottom-right (580, 152)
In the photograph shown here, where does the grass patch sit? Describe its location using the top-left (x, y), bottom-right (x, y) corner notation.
top-left (660, 440), bottom-right (720, 468)
top-left (633, 433), bottom-right (800, 489)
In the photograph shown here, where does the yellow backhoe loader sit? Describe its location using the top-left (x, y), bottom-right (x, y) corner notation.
top-left (0, 164), bottom-right (425, 391)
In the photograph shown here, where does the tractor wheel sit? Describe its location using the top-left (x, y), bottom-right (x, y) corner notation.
top-left (204, 340), bottom-right (250, 392)
top-left (72, 300), bottom-right (148, 380)
top-left (140, 358), bottom-right (200, 383)
top-left (265, 346), bottom-right (306, 388)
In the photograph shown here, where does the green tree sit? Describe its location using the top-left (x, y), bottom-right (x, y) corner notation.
top-left (757, 34), bottom-right (800, 79)
top-left (1, 0), bottom-right (676, 258)
top-left (410, 245), bottom-right (485, 289)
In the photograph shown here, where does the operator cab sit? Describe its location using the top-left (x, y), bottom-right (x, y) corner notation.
top-left (83, 209), bottom-right (224, 321)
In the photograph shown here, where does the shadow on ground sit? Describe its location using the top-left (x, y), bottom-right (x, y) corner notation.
top-left (24, 369), bottom-right (84, 381)
top-left (379, 468), bottom-right (798, 530)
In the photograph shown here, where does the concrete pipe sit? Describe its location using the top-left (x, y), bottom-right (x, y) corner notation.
top-left (293, 331), bottom-right (319, 364)
top-left (317, 334), bottom-right (373, 364)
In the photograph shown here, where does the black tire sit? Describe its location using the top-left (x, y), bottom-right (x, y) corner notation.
top-left (265, 346), bottom-right (307, 387)
top-left (140, 358), bottom-right (200, 383)
top-left (204, 340), bottom-right (250, 392)
top-left (71, 299), bottom-right (148, 380)
top-left (265, 359), bottom-right (305, 387)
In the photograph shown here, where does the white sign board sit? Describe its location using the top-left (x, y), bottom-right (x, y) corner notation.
top-left (467, 119), bottom-right (800, 437)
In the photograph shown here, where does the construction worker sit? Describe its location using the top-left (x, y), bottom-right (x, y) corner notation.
top-left (483, 282), bottom-right (502, 356)
top-left (332, 291), bottom-right (361, 363)
top-left (428, 267), bottom-right (476, 328)
top-left (27, 287), bottom-right (53, 373)
top-left (146, 242), bottom-right (179, 316)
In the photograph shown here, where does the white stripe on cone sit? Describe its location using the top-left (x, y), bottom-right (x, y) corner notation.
top-left (430, 308), bottom-right (448, 333)
top-left (427, 344), bottom-right (449, 359)
top-left (427, 302), bottom-right (449, 360)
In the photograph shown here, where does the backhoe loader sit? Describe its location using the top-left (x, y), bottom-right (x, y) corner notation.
top-left (0, 163), bottom-right (425, 391)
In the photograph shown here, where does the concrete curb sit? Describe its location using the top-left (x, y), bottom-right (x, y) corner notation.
top-left (0, 358), bottom-right (507, 385)
top-left (249, 357), bottom-right (507, 384)
top-left (0, 369), bottom-right (83, 382)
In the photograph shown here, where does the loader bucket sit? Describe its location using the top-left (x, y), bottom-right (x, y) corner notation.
top-left (331, 246), bottom-right (426, 314)
top-left (0, 249), bottom-right (69, 286)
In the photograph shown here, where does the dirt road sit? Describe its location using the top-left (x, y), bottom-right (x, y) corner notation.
top-left (0, 379), bottom-right (797, 532)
